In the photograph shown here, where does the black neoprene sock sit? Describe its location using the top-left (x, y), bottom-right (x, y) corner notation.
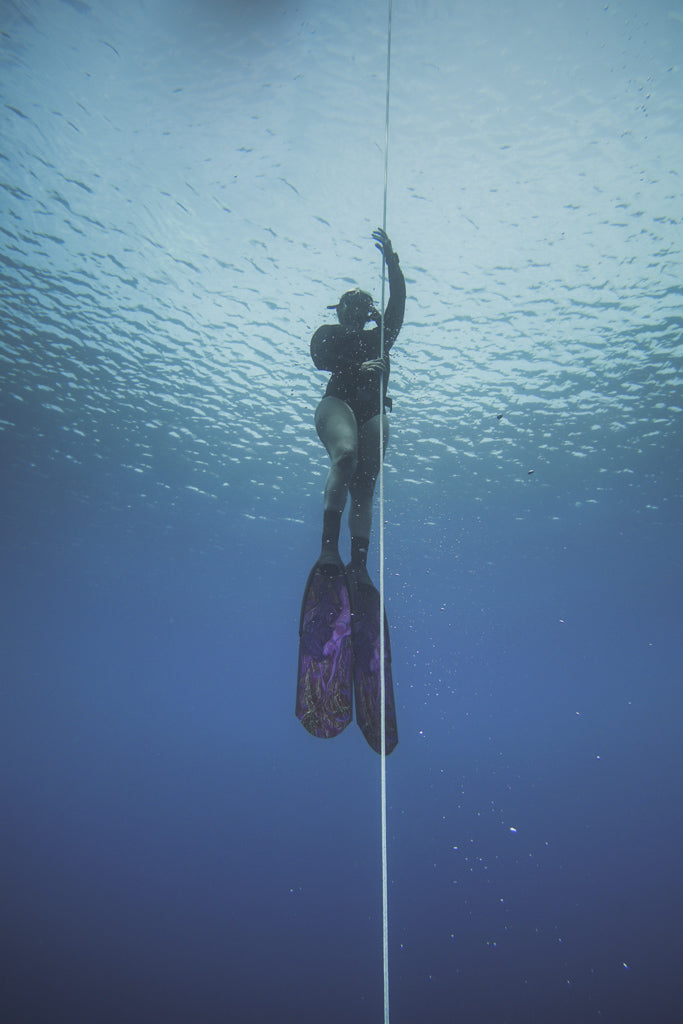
top-left (321, 509), bottom-right (342, 557)
top-left (350, 535), bottom-right (369, 568)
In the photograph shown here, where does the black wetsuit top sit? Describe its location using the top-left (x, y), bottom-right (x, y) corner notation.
top-left (310, 256), bottom-right (406, 426)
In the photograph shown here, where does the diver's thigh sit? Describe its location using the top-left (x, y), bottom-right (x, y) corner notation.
top-left (315, 396), bottom-right (358, 456)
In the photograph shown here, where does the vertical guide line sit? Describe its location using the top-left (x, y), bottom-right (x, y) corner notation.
top-left (378, 2), bottom-right (392, 1023)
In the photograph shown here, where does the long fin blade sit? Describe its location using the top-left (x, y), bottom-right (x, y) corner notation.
top-left (349, 579), bottom-right (398, 755)
top-left (296, 565), bottom-right (353, 738)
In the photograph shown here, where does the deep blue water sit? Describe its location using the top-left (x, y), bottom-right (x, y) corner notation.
top-left (2, 1), bottom-right (682, 1022)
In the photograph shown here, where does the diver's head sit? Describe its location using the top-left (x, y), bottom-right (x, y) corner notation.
top-left (329, 289), bottom-right (374, 329)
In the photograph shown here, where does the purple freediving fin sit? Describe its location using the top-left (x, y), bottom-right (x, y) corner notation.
top-left (347, 572), bottom-right (398, 755)
top-left (296, 562), bottom-right (353, 739)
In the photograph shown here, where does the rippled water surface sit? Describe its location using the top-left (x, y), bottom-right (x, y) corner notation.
top-left (3, 0), bottom-right (681, 531)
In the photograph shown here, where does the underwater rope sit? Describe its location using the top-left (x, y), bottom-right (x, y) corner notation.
top-left (378, 3), bottom-right (393, 1022)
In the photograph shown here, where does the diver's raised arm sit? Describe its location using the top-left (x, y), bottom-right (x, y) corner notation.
top-left (372, 228), bottom-right (405, 349)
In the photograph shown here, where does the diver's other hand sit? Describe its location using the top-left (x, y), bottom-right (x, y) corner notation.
top-left (367, 305), bottom-right (382, 326)
top-left (360, 354), bottom-right (389, 377)
top-left (372, 227), bottom-right (399, 265)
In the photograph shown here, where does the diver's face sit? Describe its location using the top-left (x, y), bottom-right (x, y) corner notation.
top-left (341, 307), bottom-right (367, 329)
top-left (339, 291), bottom-right (371, 328)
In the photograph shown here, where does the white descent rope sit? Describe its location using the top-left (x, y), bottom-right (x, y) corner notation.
top-left (378, 2), bottom-right (393, 1021)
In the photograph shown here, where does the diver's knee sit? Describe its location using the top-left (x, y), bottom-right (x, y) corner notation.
top-left (332, 446), bottom-right (358, 480)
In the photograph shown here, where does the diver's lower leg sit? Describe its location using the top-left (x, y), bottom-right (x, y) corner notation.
top-left (319, 453), bottom-right (356, 565)
top-left (350, 535), bottom-right (370, 568)
top-left (320, 507), bottom-right (343, 564)
top-left (348, 480), bottom-right (374, 540)
top-left (347, 533), bottom-right (373, 588)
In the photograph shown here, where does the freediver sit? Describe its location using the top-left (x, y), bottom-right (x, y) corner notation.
top-left (310, 227), bottom-right (406, 588)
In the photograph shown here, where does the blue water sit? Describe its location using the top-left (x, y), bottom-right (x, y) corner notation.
top-left (2, 1), bottom-right (682, 1021)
